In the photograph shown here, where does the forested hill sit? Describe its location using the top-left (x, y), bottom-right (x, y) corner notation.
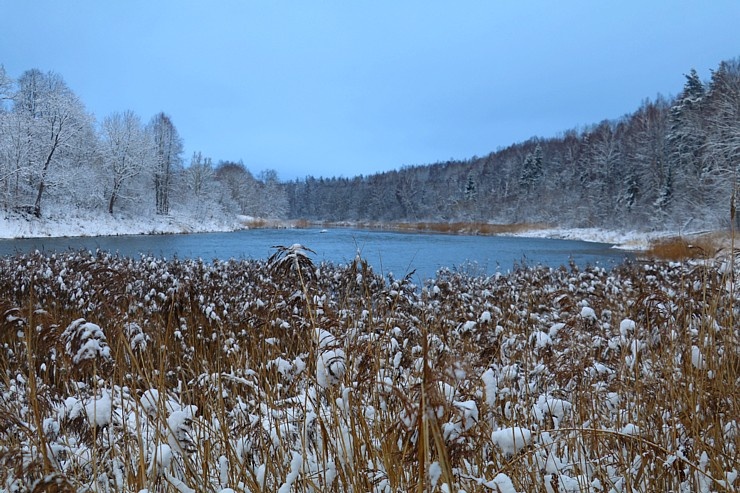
top-left (286, 58), bottom-right (740, 231)
top-left (0, 59), bottom-right (737, 232)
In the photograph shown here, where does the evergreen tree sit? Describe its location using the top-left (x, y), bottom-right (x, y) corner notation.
top-left (519, 143), bottom-right (543, 193)
top-left (653, 165), bottom-right (673, 220)
top-left (668, 69), bottom-right (706, 176)
top-left (464, 173), bottom-right (477, 201)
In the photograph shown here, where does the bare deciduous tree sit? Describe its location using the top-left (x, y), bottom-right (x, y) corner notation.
top-left (13, 69), bottom-right (92, 217)
top-left (100, 110), bottom-right (150, 214)
top-left (149, 112), bottom-right (182, 215)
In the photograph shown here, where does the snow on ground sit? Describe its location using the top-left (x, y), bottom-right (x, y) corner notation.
top-left (506, 227), bottom-right (675, 250)
top-left (0, 210), bottom-right (243, 239)
top-left (0, 211), bottom-right (673, 252)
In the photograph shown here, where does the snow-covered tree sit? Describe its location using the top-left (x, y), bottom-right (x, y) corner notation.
top-left (703, 59), bottom-right (740, 226)
top-left (0, 69), bottom-right (24, 209)
top-left (100, 110), bottom-right (151, 214)
top-left (519, 143), bottom-right (543, 194)
top-left (653, 165), bottom-right (673, 220)
top-left (464, 172), bottom-right (477, 202)
top-left (179, 151), bottom-right (222, 219)
top-left (214, 160), bottom-right (255, 215)
top-left (11, 69), bottom-right (92, 217)
top-left (668, 69), bottom-right (706, 173)
top-left (149, 112), bottom-right (182, 215)
top-left (0, 65), bottom-right (12, 107)
top-left (256, 169), bottom-right (288, 218)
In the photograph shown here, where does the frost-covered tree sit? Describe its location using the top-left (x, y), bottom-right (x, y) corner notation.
top-left (256, 169), bottom-right (289, 218)
top-left (464, 172), bottom-right (477, 201)
top-left (395, 171), bottom-right (420, 219)
top-left (0, 65), bottom-right (12, 106)
top-left (185, 152), bottom-right (214, 199)
top-left (668, 69), bottom-right (706, 172)
top-left (519, 143), bottom-right (543, 194)
top-left (625, 98), bottom-right (671, 225)
top-left (703, 59), bottom-right (740, 226)
top-left (148, 112), bottom-right (182, 215)
top-left (179, 151), bottom-right (222, 219)
top-left (214, 160), bottom-right (255, 215)
top-left (618, 168), bottom-right (640, 215)
top-left (0, 68), bottom-right (23, 209)
top-left (100, 110), bottom-right (150, 214)
top-left (12, 69), bottom-right (92, 217)
top-left (704, 61), bottom-right (740, 174)
top-left (653, 165), bottom-right (673, 221)
top-left (666, 69), bottom-right (711, 223)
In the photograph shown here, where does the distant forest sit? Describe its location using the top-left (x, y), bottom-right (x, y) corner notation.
top-left (287, 58), bottom-right (740, 231)
top-left (1, 59), bottom-right (738, 231)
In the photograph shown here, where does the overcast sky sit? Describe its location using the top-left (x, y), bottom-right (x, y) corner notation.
top-left (1, 1), bottom-right (738, 181)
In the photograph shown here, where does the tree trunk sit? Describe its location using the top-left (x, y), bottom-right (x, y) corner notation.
top-left (33, 149), bottom-right (56, 218)
top-left (108, 189), bottom-right (118, 214)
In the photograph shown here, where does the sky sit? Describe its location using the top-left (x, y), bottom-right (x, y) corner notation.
top-left (1, 1), bottom-right (739, 181)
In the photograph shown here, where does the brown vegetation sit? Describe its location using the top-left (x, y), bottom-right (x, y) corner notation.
top-left (0, 250), bottom-right (737, 491)
top-left (645, 231), bottom-right (736, 261)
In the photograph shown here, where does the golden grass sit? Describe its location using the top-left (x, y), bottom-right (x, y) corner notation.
top-left (0, 249), bottom-right (737, 491)
top-left (240, 219), bottom-right (550, 236)
top-left (645, 231), bottom-right (735, 261)
top-left (392, 221), bottom-right (550, 235)
top-left (300, 221), bottom-right (550, 236)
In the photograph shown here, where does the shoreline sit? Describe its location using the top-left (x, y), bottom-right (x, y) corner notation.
top-left (0, 212), bottom-right (714, 253)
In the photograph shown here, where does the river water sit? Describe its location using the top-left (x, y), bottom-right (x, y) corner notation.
top-left (0, 228), bottom-right (631, 281)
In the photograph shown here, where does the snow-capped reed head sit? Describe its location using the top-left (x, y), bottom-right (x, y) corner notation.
top-left (140, 388), bottom-right (184, 418)
top-left (315, 328), bottom-right (346, 388)
top-left (61, 318), bottom-right (113, 377)
top-left (268, 243), bottom-right (317, 281)
top-left (84, 388), bottom-right (113, 429)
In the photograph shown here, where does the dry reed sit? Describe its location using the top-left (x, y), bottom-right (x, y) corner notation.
top-left (0, 247), bottom-right (737, 491)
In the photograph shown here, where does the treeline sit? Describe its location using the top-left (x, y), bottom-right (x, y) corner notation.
top-left (2, 60), bottom-right (738, 232)
top-left (0, 67), bottom-right (286, 221)
top-left (286, 58), bottom-right (740, 231)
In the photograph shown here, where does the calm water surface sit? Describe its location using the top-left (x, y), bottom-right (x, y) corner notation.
top-left (0, 229), bottom-right (631, 281)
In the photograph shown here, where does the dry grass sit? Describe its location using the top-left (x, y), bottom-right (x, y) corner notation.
top-left (645, 231), bottom-right (735, 261)
top-left (0, 249), bottom-right (737, 491)
top-left (239, 219), bottom-right (550, 236)
top-left (393, 221), bottom-right (550, 235)
top-left (306, 221), bottom-right (550, 236)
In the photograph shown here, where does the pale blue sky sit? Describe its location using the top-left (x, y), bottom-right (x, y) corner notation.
top-left (1, 1), bottom-right (738, 180)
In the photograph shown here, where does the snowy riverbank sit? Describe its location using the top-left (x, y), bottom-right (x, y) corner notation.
top-left (0, 211), bottom-right (244, 239)
top-left (0, 212), bottom-right (683, 252)
top-left (506, 227), bottom-right (675, 251)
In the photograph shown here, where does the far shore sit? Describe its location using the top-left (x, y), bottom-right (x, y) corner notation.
top-left (1, 212), bottom-right (733, 258)
top-left (257, 219), bottom-right (726, 254)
